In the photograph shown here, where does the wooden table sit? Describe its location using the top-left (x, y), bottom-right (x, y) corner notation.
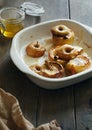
top-left (0, 0), bottom-right (92, 130)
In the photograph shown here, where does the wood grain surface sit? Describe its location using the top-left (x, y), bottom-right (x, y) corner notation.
top-left (0, 0), bottom-right (92, 130)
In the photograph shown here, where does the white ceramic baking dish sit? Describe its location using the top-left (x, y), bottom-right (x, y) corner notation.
top-left (10, 19), bottom-right (92, 89)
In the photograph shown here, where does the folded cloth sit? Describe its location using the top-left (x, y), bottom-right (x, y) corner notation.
top-left (36, 120), bottom-right (61, 130)
top-left (0, 88), bottom-right (62, 130)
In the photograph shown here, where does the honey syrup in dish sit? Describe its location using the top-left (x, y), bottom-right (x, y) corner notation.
top-left (21, 37), bottom-right (92, 77)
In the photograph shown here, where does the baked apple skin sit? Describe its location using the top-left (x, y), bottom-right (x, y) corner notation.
top-left (26, 41), bottom-right (46, 57)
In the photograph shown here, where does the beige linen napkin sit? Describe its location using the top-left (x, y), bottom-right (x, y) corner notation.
top-left (0, 88), bottom-right (62, 130)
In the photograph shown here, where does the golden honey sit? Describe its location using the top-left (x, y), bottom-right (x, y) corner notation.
top-left (1, 19), bottom-right (24, 38)
top-left (0, 7), bottom-right (25, 38)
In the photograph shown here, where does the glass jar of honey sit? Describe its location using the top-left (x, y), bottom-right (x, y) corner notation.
top-left (0, 7), bottom-right (25, 38)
